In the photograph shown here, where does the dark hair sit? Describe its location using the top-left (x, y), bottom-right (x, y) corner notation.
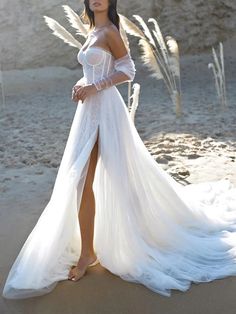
top-left (80, 0), bottom-right (120, 31)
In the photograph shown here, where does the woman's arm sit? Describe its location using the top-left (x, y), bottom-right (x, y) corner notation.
top-left (93, 26), bottom-right (136, 91)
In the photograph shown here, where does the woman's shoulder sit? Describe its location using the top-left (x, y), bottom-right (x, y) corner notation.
top-left (104, 23), bottom-right (120, 36)
top-left (105, 23), bottom-right (127, 58)
top-left (104, 23), bottom-right (122, 45)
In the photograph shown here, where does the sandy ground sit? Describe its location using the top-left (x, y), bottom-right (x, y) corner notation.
top-left (0, 41), bottom-right (236, 313)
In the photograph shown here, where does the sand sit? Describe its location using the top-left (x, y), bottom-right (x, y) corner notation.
top-left (0, 44), bottom-right (236, 313)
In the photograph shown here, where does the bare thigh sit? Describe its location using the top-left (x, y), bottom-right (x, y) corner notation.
top-left (83, 129), bottom-right (99, 189)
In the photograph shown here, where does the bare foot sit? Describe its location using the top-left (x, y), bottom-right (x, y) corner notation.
top-left (68, 253), bottom-right (98, 282)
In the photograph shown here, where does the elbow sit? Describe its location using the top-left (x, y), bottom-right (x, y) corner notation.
top-left (129, 59), bottom-right (136, 81)
top-left (128, 69), bottom-right (136, 82)
top-left (123, 67), bottom-right (136, 82)
top-left (114, 56), bottom-right (136, 82)
top-left (128, 62), bottom-right (136, 81)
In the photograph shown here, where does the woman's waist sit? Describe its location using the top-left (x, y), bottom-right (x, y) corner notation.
top-left (83, 71), bottom-right (115, 85)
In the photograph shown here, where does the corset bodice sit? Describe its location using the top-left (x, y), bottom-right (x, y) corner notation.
top-left (77, 46), bottom-right (116, 84)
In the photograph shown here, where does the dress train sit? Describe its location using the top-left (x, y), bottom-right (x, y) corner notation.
top-left (2, 46), bottom-right (236, 299)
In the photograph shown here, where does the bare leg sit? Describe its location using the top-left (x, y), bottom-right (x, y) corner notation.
top-left (68, 130), bottom-right (99, 281)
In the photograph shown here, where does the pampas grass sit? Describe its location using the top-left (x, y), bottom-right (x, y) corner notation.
top-left (43, 16), bottom-right (83, 49)
top-left (0, 61), bottom-right (5, 109)
top-left (119, 14), bottom-right (182, 116)
top-left (118, 19), bottom-right (134, 109)
top-left (208, 42), bottom-right (227, 109)
top-left (128, 83), bottom-right (141, 122)
top-left (62, 5), bottom-right (89, 38)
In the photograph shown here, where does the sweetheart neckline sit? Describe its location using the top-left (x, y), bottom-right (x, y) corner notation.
top-left (81, 46), bottom-right (114, 58)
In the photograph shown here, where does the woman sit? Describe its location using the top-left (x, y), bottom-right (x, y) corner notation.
top-left (68, 0), bottom-right (136, 282)
top-left (2, 0), bottom-right (236, 299)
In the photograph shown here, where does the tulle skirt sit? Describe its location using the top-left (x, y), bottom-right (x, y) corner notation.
top-left (2, 86), bottom-right (236, 299)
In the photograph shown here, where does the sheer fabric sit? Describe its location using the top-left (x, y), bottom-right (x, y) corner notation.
top-left (2, 46), bottom-right (236, 300)
top-left (114, 53), bottom-right (136, 81)
top-left (93, 53), bottom-right (136, 90)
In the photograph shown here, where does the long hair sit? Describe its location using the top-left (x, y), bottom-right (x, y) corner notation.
top-left (80, 0), bottom-right (120, 31)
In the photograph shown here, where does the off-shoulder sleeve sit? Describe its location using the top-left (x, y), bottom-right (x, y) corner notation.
top-left (114, 53), bottom-right (136, 81)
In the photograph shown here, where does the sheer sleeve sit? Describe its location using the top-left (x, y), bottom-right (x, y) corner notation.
top-left (93, 53), bottom-right (136, 91)
top-left (113, 53), bottom-right (136, 82)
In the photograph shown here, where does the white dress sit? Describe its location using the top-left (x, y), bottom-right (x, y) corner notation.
top-left (2, 46), bottom-right (236, 299)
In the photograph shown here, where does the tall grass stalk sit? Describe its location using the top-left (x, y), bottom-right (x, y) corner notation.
top-left (0, 61), bottom-right (6, 109)
top-left (208, 42), bottom-right (227, 109)
top-left (119, 14), bottom-right (182, 116)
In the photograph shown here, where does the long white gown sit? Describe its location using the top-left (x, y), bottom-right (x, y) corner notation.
top-left (2, 46), bottom-right (236, 299)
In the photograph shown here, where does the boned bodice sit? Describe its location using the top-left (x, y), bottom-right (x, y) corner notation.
top-left (77, 46), bottom-right (116, 84)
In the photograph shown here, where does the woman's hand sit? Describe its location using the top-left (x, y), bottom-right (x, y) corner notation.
top-left (71, 84), bottom-right (98, 103)
top-left (71, 83), bottom-right (83, 102)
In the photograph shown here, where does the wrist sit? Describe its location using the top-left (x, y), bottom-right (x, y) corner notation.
top-left (94, 77), bottom-right (113, 91)
top-left (94, 81), bottom-right (103, 91)
top-left (91, 83), bottom-right (99, 93)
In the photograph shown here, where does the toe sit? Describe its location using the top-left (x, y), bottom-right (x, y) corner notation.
top-left (68, 270), bottom-right (74, 280)
top-left (68, 266), bottom-right (76, 280)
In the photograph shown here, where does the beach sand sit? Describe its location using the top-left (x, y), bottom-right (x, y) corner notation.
top-left (0, 43), bottom-right (236, 313)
